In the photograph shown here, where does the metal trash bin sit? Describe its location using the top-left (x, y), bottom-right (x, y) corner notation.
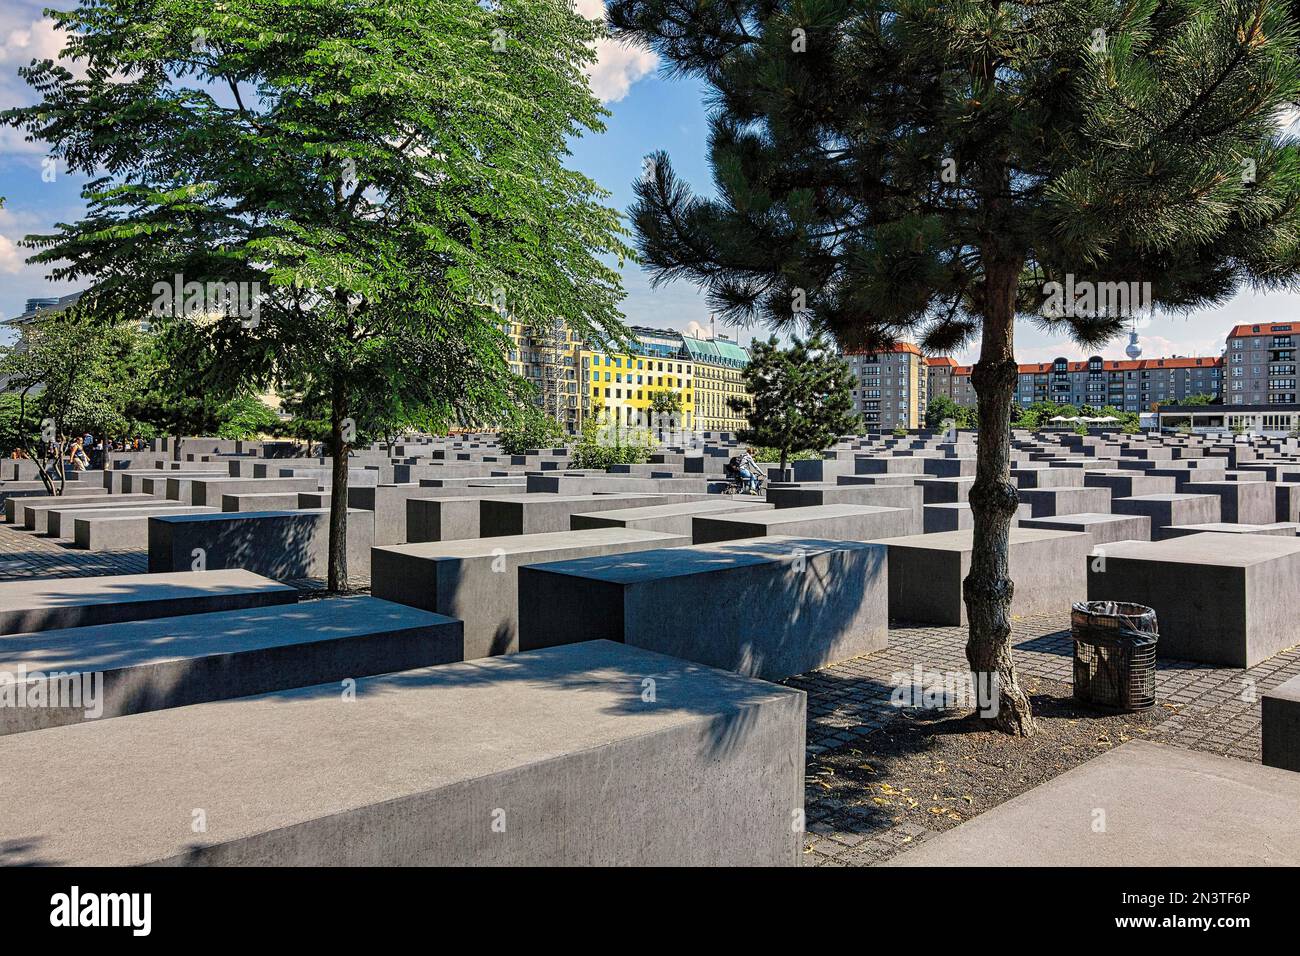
top-left (1071, 601), bottom-right (1158, 712)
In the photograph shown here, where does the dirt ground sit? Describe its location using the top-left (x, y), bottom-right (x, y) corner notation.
top-left (805, 674), bottom-right (1175, 862)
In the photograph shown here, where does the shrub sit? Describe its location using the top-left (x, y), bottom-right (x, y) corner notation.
top-left (497, 409), bottom-right (566, 456)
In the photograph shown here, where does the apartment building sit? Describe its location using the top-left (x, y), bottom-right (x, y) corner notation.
top-left (927, 354), bottom-right (1221, 412)
top-left (681, 335), bottom-right (750, 433)
top-left (1224, 322), bottom-right (1297, 406)
top-left (844, 343), bottom-right (928, 430)
top-left (1013, 356), bottom-right (1221, 411)
top-left (579, 326), bottom-right (751, 431)
top-left (504, 318), bottom-right (583, 432)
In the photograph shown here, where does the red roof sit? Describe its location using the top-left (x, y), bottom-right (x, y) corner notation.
top-left (1227, 322), bottom-right (1295, 338)
top-left (938, 356), bottom-right (1222, 376)
top-left (845, 342), bottom-right (921, 356)
top-left (925, 356), bottom-right (957, 367)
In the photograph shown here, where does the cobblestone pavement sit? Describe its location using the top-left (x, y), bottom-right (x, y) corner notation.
top-left (787, 614), bottom-right (1300, 867)
top-left (1, 521), bottom-right (1290, 867)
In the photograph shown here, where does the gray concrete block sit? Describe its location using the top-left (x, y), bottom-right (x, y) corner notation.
top-left (40, 498), bottom-right (187, 537)
top-left (0, 569), bottom-right (296, 634)
top-left (692, 503), bottom-right (914, 545)
top-left (1112, 493), bottom-right (1222, 538)
top-left (0, 597), bottom-right (462, 734)
top-left (1263, 674), bottom-right (1300, 773)
top-left (1017, 486), bottom-right (1111, 518)
top-left (1158, 522), bottom-right (1299, 539)
top-left (1019, 512), bottom-right (1152, 545)
top-left (189, 477), bottom-right (319, 507)
top-left (1082, 471), bottom-right (1178, 498)
top-left (923, 502), bottom-right (1033, 533)
top-left (220, 492), bottom-right (301, 512)
top-left (72, 507), bottom-right (219, 550)
top-left (1087, 533), bottom-right (1300, 666)
top-left (479, 494), bottom-right (679, 536)
top-left (1179, 480), bottom-right (1277, 525)
top-left (518, 536), bottom-right (888, 681)
top-left (1277, 483), bottom-right (1300, 523)
top-left (569, 498), bottom-right (773, 536)
top-left (888, 741), bottom-right (1300, 866)
top-left (19, 494), bottom-right (157, 531)
top-left (874, 528), bottom-right (1091, 625)
top-left (5, 490), bottom-right (107, 524)
top-left (0, 640), bottom-right (804, 865)
top-left (148, 509), bottom-right (374, 581)
top-left (370, 528), bottom-right (688, 659)
top-left (916, 476), bottom-right (975, 504)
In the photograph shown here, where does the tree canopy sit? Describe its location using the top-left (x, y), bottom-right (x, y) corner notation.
top-left (610, 0), bottom-right (1300, 734)
top-left (5, 0), bottom-right (632, 588)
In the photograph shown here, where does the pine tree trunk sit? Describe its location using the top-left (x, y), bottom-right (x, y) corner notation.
top-left (964, 261), bottom-right (1035, 736)
top-left (327, 370), bottom-right (350, 593)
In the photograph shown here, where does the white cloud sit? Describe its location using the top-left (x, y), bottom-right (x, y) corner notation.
top-left (0, 15), bottom-right (68, 116)
top-left (574, 0), bottom-right (657, 103)
top-left (0, 232), bottom-right (26, 274)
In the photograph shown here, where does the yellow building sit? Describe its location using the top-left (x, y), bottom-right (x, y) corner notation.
top-left (682, 335), bottom-right (750, 433)
top-left (581, 326), bottom-right (696, 429)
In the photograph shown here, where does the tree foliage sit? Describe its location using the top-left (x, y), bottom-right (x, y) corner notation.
top-left (728, 333), bottom-right (857, 470)
top-left (497, 406), bottom-right (567, 455)
top-left (5, 0), bottom-right (632, 588)
top-left (611, 0), bottom-right (1300, 735)
top-left (925, 394), bottom-right (977, 431)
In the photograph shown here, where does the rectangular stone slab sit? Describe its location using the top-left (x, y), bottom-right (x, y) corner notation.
top-left (518, 535), bottom-right (887, 681)
top-left (1112, 493), bottom-right (1222, 538)
top-left (43, 500), bottom-right (194, 538)
top-left (569, 498), bottom-right (773, 536)
top-left (220, 492), bottom-right (301, 512)
top-left (887, 742), bottom-right (1300, 866)
top-left (478, 494), bottom-right (681, 536)
top-left (0, 596), bottom-right (462, 733)
top-left (1087, 532), bottom-right (1300, 666)
top-left (370, 528), bottom-right (688, 659)
top-left (0, 640), bottom-right (805, 866)
top-left (21, 494), bottom-right (158, 532)
top-left (147, 509), bottom-right (374, 581)
top-left (68, 506), bottom-right (218, 549)
top-left (872, 527), bottom-right (1091, 626)
top-left (1263, 674), bottom-right (1300, 773)
top-left (0, 569), bottom-right (297, 634)
top-left (188, 477), bottom-right (319, 507)
top-left (5, 490), bottom-right (108, 524)
top-left (1019, 512), bottom-right (1152, 545)
top-left (693, 503), bottom-right (914, 544)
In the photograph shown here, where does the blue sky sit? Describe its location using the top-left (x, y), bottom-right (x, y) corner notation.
top-left (3, 0), bottom-right (1297, 361)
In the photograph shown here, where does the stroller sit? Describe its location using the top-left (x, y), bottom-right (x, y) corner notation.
top-left (722, 456), bottom-right (764, 496)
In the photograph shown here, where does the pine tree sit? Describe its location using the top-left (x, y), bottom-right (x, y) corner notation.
top-left (729, 333), bottom-right (858, 471)
top-left (610, 0), bottom-right (1300, 733)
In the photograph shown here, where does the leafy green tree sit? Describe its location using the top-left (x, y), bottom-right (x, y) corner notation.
top-left (612, 0), bottom-right (1300, 733)
top-left (727, 334), bottom-right (857, 471)
top-left (925, 394), bottom-right (975, 432)
top-left (216, 395), bottom-right (282, 440)
top-left (6, 0), bottom-right (630, 589)
top-left (0, 308), bottom-right (135, 493)
top-left (497, 407), bottom-right (567, 456)
top-left (1183, 393), bottom-right (1219, 406)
